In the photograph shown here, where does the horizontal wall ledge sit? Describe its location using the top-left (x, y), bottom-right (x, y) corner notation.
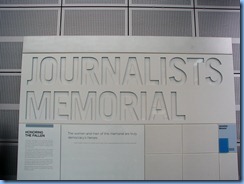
top-left (23, 36), bottom-right (232, 54)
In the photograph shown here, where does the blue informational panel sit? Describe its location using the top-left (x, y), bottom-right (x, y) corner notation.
top-left (17, 37), bottom-right (238, 180)
top-left (219, 124), bottom-right (237, 153)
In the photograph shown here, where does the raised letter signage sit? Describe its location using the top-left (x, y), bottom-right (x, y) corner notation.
top-left (17, 37), bottom-right (238, 180)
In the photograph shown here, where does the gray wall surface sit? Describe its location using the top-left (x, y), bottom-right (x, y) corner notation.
top-left (0, 0), bottom-right (240, 180)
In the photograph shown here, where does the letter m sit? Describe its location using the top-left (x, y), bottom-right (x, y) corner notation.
top-left (26, 91), bottom-right (51, 120)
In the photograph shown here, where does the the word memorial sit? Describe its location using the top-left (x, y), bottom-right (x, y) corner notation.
top-left (18, 37), bottom-right (238, 180)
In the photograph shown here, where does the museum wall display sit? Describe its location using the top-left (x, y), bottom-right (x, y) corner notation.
top-left (0, 0), bottom-right (240, 180)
